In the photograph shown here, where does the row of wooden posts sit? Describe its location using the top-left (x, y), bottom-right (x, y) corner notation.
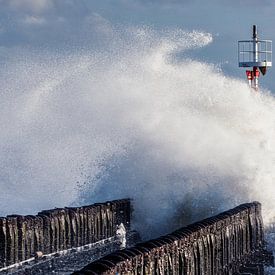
top-left (0, 199), bottom-right (131, 267)
top-left (74, 202), bottom-right (268, 275)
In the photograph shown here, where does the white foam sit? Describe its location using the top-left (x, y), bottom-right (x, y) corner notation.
top-left (0, 26), bottom-right (275, 238)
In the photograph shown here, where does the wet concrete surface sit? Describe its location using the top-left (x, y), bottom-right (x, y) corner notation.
top-left (3, 231), bottom-right (140, 275)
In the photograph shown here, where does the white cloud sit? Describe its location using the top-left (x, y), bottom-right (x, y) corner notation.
top-left (8, 0), bottom-right (52, 13)
top-left (23, 15), bottom-right (46, 25)
top-left (85, 13), bottom-right (113, 36)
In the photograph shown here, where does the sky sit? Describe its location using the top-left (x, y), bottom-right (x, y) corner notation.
top-left (0, 0), bottom-right (274, 89)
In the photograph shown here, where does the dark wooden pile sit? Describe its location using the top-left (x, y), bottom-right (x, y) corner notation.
top-left (0, 199), bottom-right (131, 268)
top-left (74, 202), bottom-right (273, 275)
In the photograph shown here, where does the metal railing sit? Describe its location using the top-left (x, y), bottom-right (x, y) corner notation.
top-left (238, 40), bottom-right (272, 67)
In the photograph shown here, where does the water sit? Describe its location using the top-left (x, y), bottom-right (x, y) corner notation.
top-left (0, 25), bottom-right (275, 238)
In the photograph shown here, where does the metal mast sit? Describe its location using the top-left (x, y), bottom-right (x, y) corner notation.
top-left (238, 25), bottom-right (272, 90)
top-left (252, 25), bottom-right (259, 89)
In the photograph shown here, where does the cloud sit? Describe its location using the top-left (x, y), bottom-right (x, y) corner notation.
top-left (8, 0), bottom-right (53, 14)
top-left (23, 15), bottom-right (46, 25)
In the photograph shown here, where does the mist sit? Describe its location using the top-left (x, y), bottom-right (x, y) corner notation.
top-left (0, 24), bottom-right (275, 238)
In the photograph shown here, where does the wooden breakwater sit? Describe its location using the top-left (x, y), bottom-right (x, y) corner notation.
top-left (74, 202), bottom-right (273, 275)
top-left (0, 199), bottom-right (131, 268)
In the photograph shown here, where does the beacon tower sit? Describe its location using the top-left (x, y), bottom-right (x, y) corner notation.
top-left (238, 25), bottom-right (272, 90)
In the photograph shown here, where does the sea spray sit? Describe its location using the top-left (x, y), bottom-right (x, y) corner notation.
top-left (0, 26), bottom-right (275, 238)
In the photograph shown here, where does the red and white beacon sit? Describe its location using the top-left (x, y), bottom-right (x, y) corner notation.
top-left (238, 25), bottom-right (272, 90)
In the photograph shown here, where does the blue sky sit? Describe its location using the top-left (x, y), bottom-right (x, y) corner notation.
top-left (0, 0), bottom-right (274, 90)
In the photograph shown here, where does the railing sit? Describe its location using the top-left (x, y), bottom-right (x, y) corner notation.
top-left (74, 202), bottom-right (266, 275)
top-left (0, 199), bottom-right (131, 268)
top-left (238, 40), bottom-right (272, 67)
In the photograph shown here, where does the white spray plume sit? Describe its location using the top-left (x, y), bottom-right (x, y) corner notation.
top-left (0, 26), bottom-right (275, 238)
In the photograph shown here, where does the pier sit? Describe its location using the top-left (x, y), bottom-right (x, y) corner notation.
top-left (74, 202), bottom-right (273, 275)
